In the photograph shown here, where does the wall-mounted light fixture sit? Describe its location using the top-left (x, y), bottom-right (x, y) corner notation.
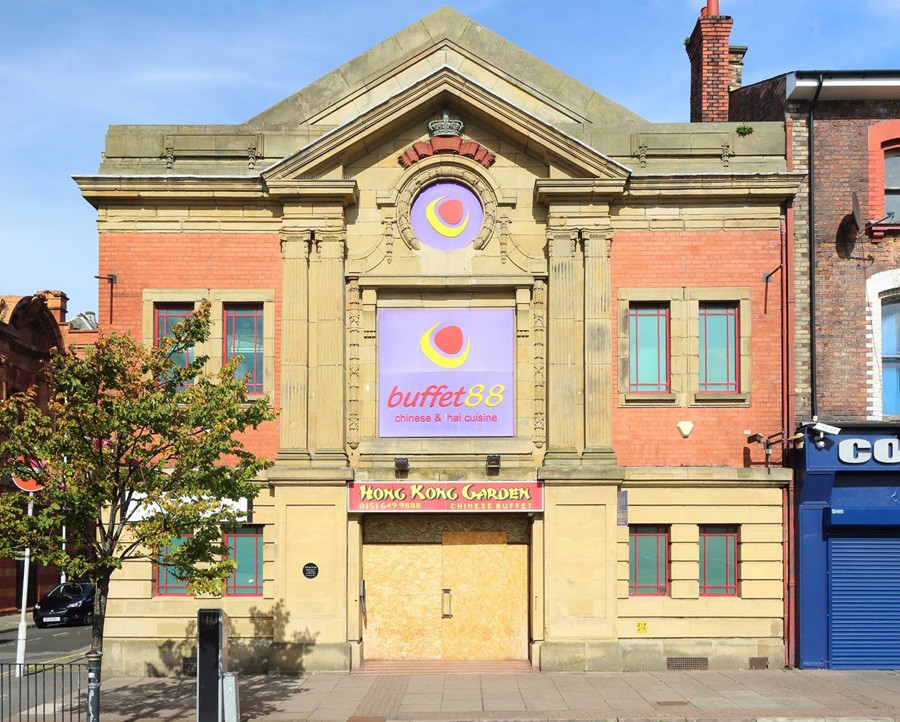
top-left (393, 457), bottom-right (409, 473)
top-left (486, 454), bottom-right (501, 470)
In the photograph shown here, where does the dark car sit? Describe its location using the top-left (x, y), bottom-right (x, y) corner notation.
top-left (32, 583), bottom-right (95, 628)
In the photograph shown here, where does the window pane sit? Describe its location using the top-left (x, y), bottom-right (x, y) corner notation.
top-left (629, 525), bottom-right (668, 595)
top-left (886, 152), bottom-right (900, 188)
top-left (154, 305), bottom-right (195, 370)
top-left (700, 525), bottom-right (738, 596)
top-left (886, 191), bottom-right (900, 219)
top-left (884, 302), bottom-right (900, 356)
top-left (883, 302), bottom-right (900, 415)
top-left (885, 361), bottom-right (900, 415)
top-left (224, 306), bottom-right (264, 393)
top-left (699, 305), bottom-right (738, 392)
top-left (629, 305), bottom-right (669, 392)
top-left (157, 534), bottom-right (190, 596)
top-left (226, 528), bottom-right (263, 596)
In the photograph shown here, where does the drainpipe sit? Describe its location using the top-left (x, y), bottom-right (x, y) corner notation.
top-left (808, 74), bottom-right (824, 417)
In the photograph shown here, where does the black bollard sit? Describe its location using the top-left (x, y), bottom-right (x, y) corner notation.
top-left (86, 650), bottom-right (102, 722)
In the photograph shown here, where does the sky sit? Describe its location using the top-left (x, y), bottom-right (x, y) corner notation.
top-left (2, 0), bottom-right (899, 319)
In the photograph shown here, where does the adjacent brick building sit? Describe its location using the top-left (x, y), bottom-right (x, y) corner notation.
top-left (77, 5), bottom-right (801, 674)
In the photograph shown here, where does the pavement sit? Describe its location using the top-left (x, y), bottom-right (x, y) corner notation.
top-left (91, 667), bottom-right (900, 722)
top-left (4, 615), bottom-right (899, 721)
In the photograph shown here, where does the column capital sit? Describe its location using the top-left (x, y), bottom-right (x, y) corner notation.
top-left (547, 229), bottom-right (577, 259)
top-left (280, 231), bottom-right (312, 260)
top-left (582, 229), bottom-right (613, 259)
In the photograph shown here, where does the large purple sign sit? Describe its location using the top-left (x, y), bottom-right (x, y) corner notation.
top-left (379, 308), bottom-right (515, 437)
top-left (410, 181), bottom-right (484, 251)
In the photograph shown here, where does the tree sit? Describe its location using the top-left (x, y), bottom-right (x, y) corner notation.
top-left (0, 301), bottom-right (276, 653)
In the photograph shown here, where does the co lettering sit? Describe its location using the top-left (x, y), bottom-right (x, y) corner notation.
top-left (837, 437), bottom-right (900, 464)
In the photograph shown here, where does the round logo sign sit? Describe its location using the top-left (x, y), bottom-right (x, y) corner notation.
top-left (420, 323), bottom-right (470, 369)
top-left (11, 457), bottom-right (44, 492)
top-left (410, 181), bottom-right (484, 251)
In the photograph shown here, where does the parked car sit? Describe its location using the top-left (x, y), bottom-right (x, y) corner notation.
top-left (32, 582), bottom-right (95, 628)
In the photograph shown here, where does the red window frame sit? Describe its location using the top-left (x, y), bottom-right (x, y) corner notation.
top-left (156, 534), bottom-right (191, 597)
top-left (699, 525), bottom-right (739, 596)
top-left (698, 303), bottom-right (739, 393)
top-left (223, 304), bottom-right (264, 394)
top-left (629, 525), bottom-right (670, 596)
top-left (866, 121), bottom-right (900, 240)
top-left (224, 527), bottom-right (263, 597)
top-left (628, 304), bottom-right (671, 393)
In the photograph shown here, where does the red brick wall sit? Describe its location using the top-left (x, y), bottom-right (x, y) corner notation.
top-left (687, 16), bottom-right (734, 123)
top-left (612, 230), bottom-right (785, 467)
top-left (98, 232), bottom-right (282, 458)
top-left (811, 101), bottom-right (900, 421)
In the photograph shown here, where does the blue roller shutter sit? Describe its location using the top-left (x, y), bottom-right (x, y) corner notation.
top-left (828, 535), bottom-right (900, 669)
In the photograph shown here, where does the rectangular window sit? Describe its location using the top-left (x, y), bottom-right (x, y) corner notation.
top-left (224, 527), bottom-right (263, 596)
top-left (628, 304), bottom-right (670, 393)
top-left (883, 301), bottom-right (900, 415)
top-left (156, 534), bottom-right (190, 596)
top-left (154, 304), bottom-right (194, 370)
top-left (699, 525), bottom-right (739, 596)
top-left (699, 304), bottom-right (739, 393)
top-left (224, 305), bottom-right (264, 394)
top-left (629, 525), bottom-right (669, 595)
top-left (885, 151), bottom-right (900, 219)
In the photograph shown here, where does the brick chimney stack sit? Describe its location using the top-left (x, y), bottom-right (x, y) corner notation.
top-left (687, 0), bottom-right (733, 122)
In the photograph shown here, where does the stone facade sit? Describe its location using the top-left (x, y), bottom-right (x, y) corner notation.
top-left (77, 7), bottom-right (800, 675)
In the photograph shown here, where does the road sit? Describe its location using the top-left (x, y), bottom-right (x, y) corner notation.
top-left (0, 619), bottom-right (91, 663)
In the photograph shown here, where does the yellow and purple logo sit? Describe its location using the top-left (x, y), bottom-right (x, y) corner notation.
top-left (420, 323), bottom-right (470, 368)
top-left (410, 181), bottom-right (484, 251)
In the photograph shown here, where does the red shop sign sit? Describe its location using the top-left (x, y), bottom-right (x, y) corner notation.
top-left (348, 480), bottom-right (543, 513)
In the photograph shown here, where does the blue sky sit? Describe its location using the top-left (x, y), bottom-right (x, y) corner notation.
top-left (2, 0), bottom-right (898, 318)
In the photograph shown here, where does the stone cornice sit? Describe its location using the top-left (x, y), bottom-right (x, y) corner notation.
top-left (73, 175), bottom-right (358, 208)
top-left (535, 178), bottom-right (628, 204)
top-left (74, 175), bottom-right (265, 208)
top-left (623, 466), bottom-right (792, 485)
top-left (264, 179), bottom-right (358, 205)
top-left (624, 172), bottom-right (805, 202)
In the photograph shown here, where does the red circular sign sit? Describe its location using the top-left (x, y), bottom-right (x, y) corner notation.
top-left (11, 458), bottom-right (44, 492)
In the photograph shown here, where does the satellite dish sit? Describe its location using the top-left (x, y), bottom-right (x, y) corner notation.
top-left (851, 191), bottom-right (864, 231)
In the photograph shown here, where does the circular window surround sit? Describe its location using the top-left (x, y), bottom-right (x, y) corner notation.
top-left (396, 157), bottom-right (498, 252)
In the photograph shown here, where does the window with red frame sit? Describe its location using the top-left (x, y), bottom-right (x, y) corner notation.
top-left (224, 305), bottom-right (264, 394)
top-left (628, 304), bottom-right (670, 393)
top-left (699, 303), bottom-right (739, 393)
top-left (224, 527), bottom-right (263, 596)
top-left (629, 525), bottom-right (669, 595)
top-left (156, 534), bottom-right (191, 596)
top-left (154, 304), bottom-right (194, 370)
top-left (887, 150), bottom-right (900, 220)
top-left (699, 525), bottom-right (739, 596)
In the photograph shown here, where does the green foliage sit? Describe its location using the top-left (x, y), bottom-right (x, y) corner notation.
top-left (0, 302), bottom-right (276, 643)
top-left (735, 124), bottom-right (754, 137)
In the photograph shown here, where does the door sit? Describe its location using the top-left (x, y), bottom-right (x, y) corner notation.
top-left (829, 534), bottom-right (900, 668)
top-left (362, 531), bottom-right (528, 660)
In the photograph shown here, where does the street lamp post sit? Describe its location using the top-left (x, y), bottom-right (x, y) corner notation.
top-left (14, 492), bottom-right (34, 678)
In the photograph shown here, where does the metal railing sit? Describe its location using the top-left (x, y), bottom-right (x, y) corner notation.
top-left (0, 662), bottom-right (87, 721)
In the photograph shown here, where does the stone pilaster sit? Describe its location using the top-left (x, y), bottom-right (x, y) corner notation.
top-left (582, 230), bottom-right (617, 464)
top-left (277, 232), bottom-right (311, 461)
top-left (545, 229), bottom-right (580, 461)
top-left (312, 230), bottom-right (348, 463)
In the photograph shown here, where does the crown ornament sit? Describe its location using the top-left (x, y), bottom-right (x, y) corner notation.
top-left (428, 110), bottom-right (464, 137)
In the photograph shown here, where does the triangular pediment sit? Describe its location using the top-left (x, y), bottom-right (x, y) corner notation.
top-left (262, 66), bottom-right (632, 187)
top-left (246, 7), bottom-right (646, 134)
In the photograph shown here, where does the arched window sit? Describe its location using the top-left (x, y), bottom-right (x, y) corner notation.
top-left (882, 300), bottom-right (900, 415)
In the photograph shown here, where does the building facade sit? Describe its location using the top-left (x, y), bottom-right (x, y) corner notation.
top-left (733, 72), bottom-right (900, 668)
top-left (77, 6), bottom-right (801, 675)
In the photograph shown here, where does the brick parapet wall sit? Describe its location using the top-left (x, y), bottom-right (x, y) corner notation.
top-left (730, 76), bottom-right (787, 123)
top-left (808, 100), bottom-right (900, 421)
